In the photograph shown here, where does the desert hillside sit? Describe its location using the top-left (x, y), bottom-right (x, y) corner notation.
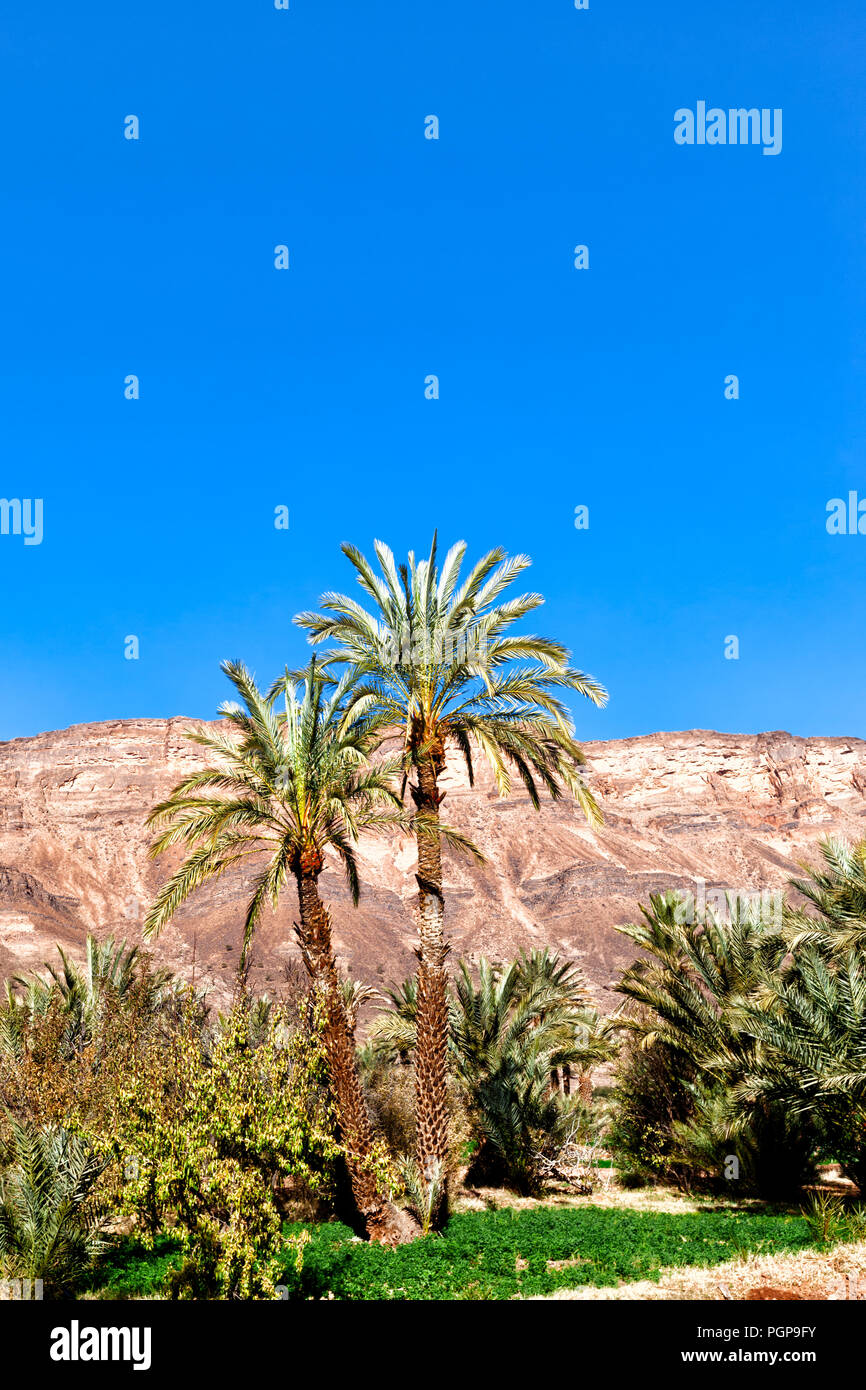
top-left (1, 719), bottom-right (864, 1008)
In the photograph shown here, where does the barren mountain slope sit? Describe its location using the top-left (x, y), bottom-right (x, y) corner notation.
top-left (0, 719), bottom-right (864, 1010)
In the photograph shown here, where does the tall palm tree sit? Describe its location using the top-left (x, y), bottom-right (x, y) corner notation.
top-left (296, 535), bottom-right (607, 1214)
top-left (143, 658), bottom-right (415, 1244)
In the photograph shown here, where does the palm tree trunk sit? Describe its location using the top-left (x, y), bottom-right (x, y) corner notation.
top-left (410, 752), bottom-right (450, 1225)
top-left (294, 868), bottom-right (417, 1245)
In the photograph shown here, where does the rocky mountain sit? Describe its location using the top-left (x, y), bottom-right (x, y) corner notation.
top-left (1, 719), bottom-right (864, 1012)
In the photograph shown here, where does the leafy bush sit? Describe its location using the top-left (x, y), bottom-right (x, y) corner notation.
top-left (607, 1032), bottom-right (695, 1188)
top-left (100, 996), bottom-right (340, 1299)
top-left (0, 938), bottom-right (186, 1141)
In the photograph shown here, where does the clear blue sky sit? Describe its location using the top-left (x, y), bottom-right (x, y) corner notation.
top-left (1, 1), bottom-right (864, 744)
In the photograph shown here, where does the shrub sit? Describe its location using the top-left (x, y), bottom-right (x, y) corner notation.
top-left (0, 939), bottom-right (188, 1142)
top-left (607, 1032), bottom-right (695, 1188)
top-left (360, 1053), bottom-right (416, 1158)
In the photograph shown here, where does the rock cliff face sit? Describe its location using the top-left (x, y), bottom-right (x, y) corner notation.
top-left (0, 720), bottom-right (864, 1010)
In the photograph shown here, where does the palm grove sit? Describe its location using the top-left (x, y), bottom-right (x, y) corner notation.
top-left (146, 536), bottom-right (607, 1243)
top-left (1, 536), bottom-right (865, 1294)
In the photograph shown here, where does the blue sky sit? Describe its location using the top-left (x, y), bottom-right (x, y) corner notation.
top-left (0, 1), bottom-right (864, 744)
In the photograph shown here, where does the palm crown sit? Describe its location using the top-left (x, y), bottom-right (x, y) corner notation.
top-left (295, 535), bottom-right (607, 820)
top-left (143, 658), bottom-right (404, 960)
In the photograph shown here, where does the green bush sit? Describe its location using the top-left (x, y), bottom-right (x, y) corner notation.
top-left (607, 1034), bottom-right (694, 1187)
top-left (100, 997), bottom-right (339, 1299)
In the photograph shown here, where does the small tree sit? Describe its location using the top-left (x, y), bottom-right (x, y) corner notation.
top-left (104, 996), bottom-right (339, 1299)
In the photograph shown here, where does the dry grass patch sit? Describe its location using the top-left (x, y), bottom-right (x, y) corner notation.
top-left (536, 1240), bottom-right (866, 1301)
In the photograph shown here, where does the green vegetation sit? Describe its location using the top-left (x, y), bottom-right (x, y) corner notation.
top-left (98, 996), bottom-right (337, 1299)
top-left (0, 937), bottom-right (340, 1299)
top-left (607, 841), bottom-right (866, 1200)
top-left (370, 948), bottom-right (614, 1193)
top-left (0, 1118), bottom-right (106, 1295)
top-left (85, 1205), bottom-right (825, 1302)
top-left (83, 1234), bottom-right (184, 1300)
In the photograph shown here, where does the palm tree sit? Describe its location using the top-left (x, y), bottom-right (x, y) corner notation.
top-left (143, 657), bottom-right (416, 1244)
top-left (733, 946), bottom-right (866, 1193)
top-left (371, 949), bottom-right (613, 1192)
top-left (785, 837), bottom-right (866, 954)
top-left (614, 890), bottom-right (787, 1058)
top-left (728, 837), bottom-right (866, 1192)
top-left (296, 535), bottom-right (607, 1217)
top-left (8, 936), bottom-right (175, 1056)
top-left (614, 893), bottom-right (816, 1196)
top-left (340, 976), bottom-right (382, 1037)
top-left (0, 1117), bottom-right (106, 1295)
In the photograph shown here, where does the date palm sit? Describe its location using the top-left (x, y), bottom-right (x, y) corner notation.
top-left (296, 535), bottom-right (607, 1218)
top-left (9, 936), bottom-right (175, 1056)
top-left (0, 1118), bottom-right (107, 1295)
top-left (733, 945), bottom-right (866, 1193)
top-left (615, 893), bottom-right (815, 1196)
top-left (785, 837), bottom-right (866, 954)
top-left (733, 838), bottom-right (866, 1190)
top-left (143, 657), bottom-right (415, 1244)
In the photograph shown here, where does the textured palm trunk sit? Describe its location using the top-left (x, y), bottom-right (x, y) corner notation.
top-left (410, 750), bottom-right (450, 1226)
top-left (294, 867), bottom-right (417, 1245)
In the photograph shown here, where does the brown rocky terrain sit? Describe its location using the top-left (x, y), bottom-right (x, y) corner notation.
top-left (0, 719), bottom-right (864, 1012)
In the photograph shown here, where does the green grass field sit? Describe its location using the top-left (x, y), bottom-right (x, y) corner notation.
top-left (87, 1203), bottom-right (822, 1301)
